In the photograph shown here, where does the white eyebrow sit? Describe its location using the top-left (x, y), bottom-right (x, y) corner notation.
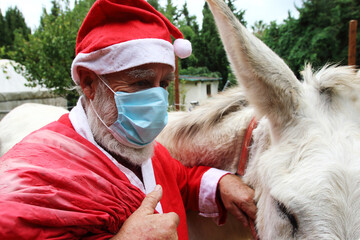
top-left (127, 69), bottom-right (156, 79)
top-left (127, 69), bottom-right (175, 82)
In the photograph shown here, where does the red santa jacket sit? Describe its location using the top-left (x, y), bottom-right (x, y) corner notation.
top-left (0, 109), bottom-right (226, 239)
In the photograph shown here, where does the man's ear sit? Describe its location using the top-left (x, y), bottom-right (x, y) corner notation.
top-left (78, 67), bottom-right (99, 100)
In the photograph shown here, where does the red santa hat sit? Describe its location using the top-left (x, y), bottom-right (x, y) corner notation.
top-left (71, 0), bottom-right (192, 85)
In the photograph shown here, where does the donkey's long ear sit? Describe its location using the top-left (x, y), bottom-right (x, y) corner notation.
top-left (206, 0), bottom-right (302, 129)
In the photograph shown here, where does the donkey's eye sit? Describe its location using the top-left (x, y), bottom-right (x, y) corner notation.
top-left (277, 201), bottom-right (298, 237)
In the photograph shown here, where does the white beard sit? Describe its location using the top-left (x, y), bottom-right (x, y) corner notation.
top-left (85, 82), bottom-right (154, 166)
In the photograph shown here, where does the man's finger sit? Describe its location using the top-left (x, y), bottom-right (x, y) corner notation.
top-left (245, 203), bottom-right (257, 221)
top-left (163, 212), bottom-right (180, 227)
top-left (236, 198), bottom-right (257, 221)
top-left (230, 203), bottom-right (250, 227)
top-left (138, 185), bottom-right (163, 215)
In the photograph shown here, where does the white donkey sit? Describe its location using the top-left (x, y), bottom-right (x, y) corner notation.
top-left (1, 0), bottom-right (360, 239)
top-left (158, 0), bottom-right (360, 239)
top-left (0, 103), bottom-right (68, 156)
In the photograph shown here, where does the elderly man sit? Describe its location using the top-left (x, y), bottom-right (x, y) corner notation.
top-left (0, 0), bottom-right (256, 239)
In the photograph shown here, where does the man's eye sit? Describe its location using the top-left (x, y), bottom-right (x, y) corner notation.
top-left (135, 81), bottom-right (147, 87)
top-left (160, 81), bottom-right (169, 89)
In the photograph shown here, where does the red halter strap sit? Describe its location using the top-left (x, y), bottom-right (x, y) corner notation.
top-left (236, 116), bottom-right (259, 240)
top-left (236, 116), bottom-right (258, 176)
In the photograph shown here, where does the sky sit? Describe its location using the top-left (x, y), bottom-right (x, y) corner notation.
top-left (0, 0), bottom-right (303, 31)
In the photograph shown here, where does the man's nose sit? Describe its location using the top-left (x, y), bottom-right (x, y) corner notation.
top-left (152, 79), bottom-right (161, 88)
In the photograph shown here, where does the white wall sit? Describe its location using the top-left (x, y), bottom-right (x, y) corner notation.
top-left (0, 59), bottom-right (67, 120)
top-left (0, 91), bottom-right (67, 120)
top-left (181, 80), bottom-right (219, 111)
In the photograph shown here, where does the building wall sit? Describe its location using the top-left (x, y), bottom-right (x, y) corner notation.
top-left (0, 59), bottom-right (68, 120)
top-left (181, 80), bottom-right (219, 111)
top-left (0, 91), bottom-right (67, 120)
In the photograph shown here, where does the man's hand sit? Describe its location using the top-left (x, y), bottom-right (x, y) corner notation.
top-left (112, 185), bottom-right (179, 240)
top-left (218, 174), bottom-right (257, 227)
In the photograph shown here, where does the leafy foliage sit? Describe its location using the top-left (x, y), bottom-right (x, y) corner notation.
top-left (147, 0), bottom-right (161, 10)
top-left (5, 0), bottom-right (360, 104)
top-left (177, 2), bottom-right (201, 70)
top-left (252, 20), bottom-right (267, 38)
top-left (261, 0), bottom-right (360, 77)
top-left (0, 6), bottom-right (30, 59)
top-left (192, 1), bottom-right (246, 89)
top-left (10, 0), bottom-right (95, 106)
top-left (179, 66), bottom-right (221, 78)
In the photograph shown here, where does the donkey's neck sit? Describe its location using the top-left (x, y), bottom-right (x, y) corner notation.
top-left (157, 87), bottom-right (256, 173)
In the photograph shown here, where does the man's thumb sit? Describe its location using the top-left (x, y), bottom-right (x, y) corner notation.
top-left (139, 185), bottom-right (163, 214)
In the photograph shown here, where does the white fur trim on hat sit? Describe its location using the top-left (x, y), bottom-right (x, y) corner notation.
top-left (71, 38), bottom-right (176, 85)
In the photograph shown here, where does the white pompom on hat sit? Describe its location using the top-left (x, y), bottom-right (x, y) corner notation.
top-left (174, 39), bottom-right (192, 59)
top-left (71, 0), bottom-right (192, 85)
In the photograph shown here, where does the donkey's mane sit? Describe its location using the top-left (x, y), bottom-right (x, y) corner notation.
top-left (157, 87), bottom-right (254, 171)
top-left (173, 87), bottom-right (248, 139)
top-left (302, 64), bottom-right (360, 96)
top-left (301, 64), bottom-right (360, 123)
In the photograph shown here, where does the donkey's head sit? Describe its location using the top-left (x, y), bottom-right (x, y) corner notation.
top-left (207, 0), bottom-right (360, 239)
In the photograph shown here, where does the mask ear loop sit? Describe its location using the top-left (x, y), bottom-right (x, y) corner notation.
top-left (89, 99), bottom-right (112, 130)
top-left (89, 74), bottom-right (116, 131)
top-left (97, 74), bottom-right (116, 94)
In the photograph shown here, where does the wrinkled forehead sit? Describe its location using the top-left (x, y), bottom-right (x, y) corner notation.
top-left (103, 63), bottom-right (175, 82)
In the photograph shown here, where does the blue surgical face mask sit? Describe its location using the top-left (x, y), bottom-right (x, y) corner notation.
top-left (91, 75), bottom-right (169, 149)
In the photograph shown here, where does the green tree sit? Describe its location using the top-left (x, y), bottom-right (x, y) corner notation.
top-left (162, 0), bottom-right (180, 23)
top-left (4, 7), bottom-right (30, 44)
top-left (182, 2), bottom-right (197, 27)
top-left (196, 1), bottom-right (246, 89)
top-left (226, 0), bottom-right (247, 25)
top-left (177, 2), bottom-right (200, 69)
top-left (147, 0), bottom-right (161, 11)
top-left (50, 0), bottom-right (61, 17)
top-left (10, 0), bottom-right (95, 107)
top-left (251, 20), bottom-right (267, 38)
top-left (262, 0), bottom-right (360, 76)
top-left (37, 0), bottom-right (61, 32)
top-left (0, 6), bottom-right (30, 58)
top-left (0, 10), bottom-right (7, 57)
